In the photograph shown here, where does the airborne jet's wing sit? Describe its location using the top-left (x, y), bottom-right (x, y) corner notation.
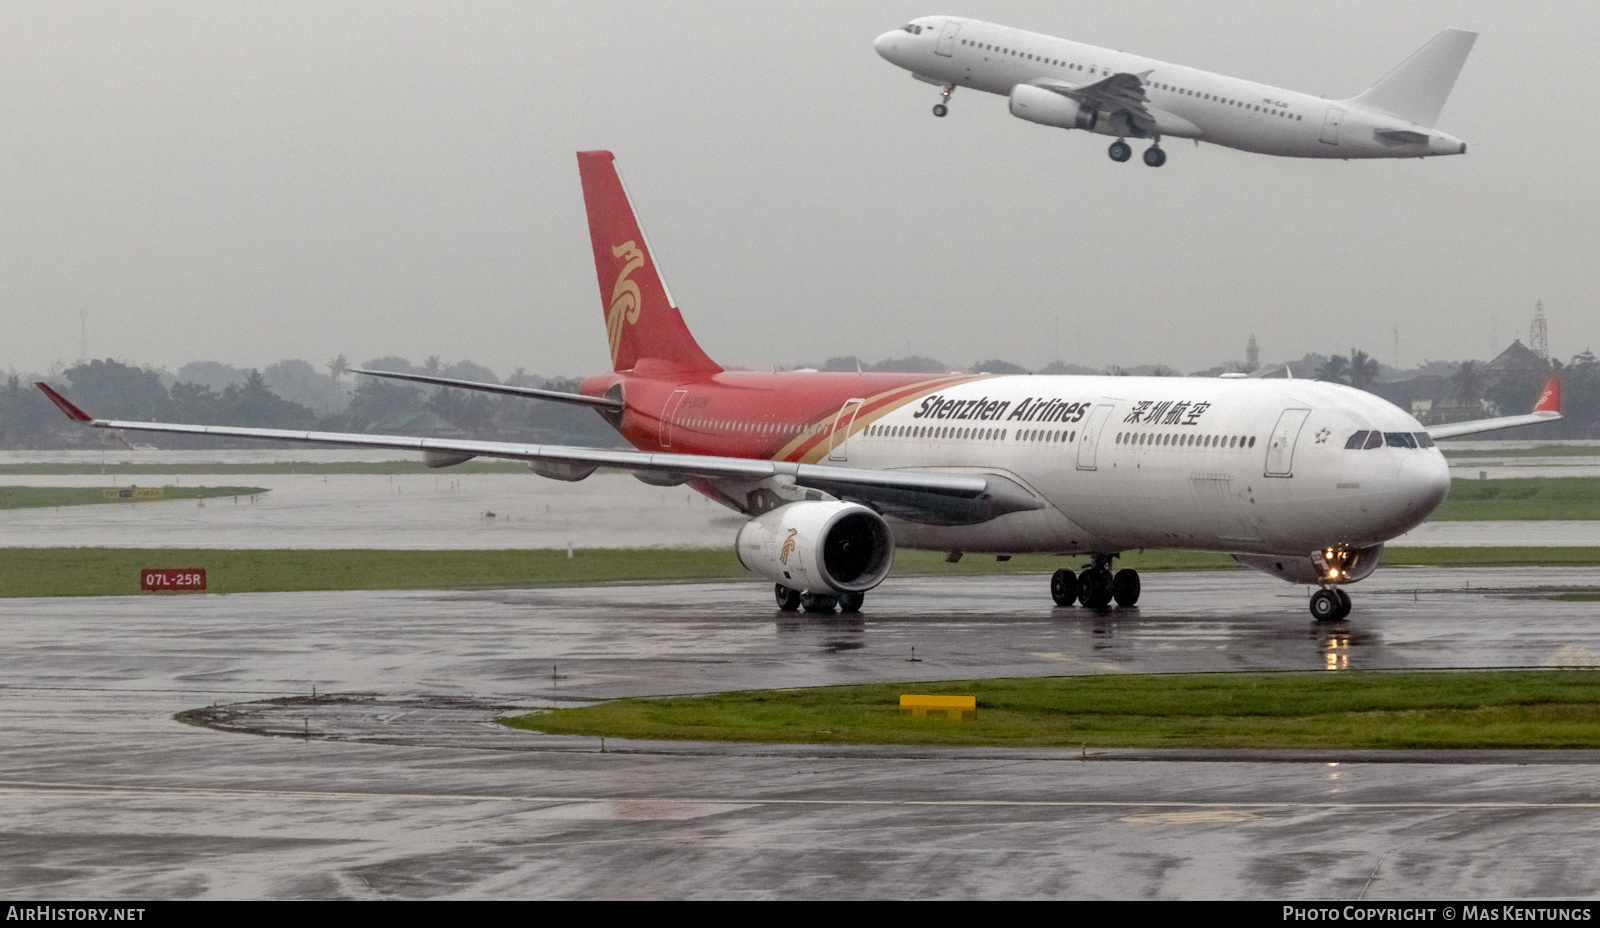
top-left (1031, 72), bottom-right (1153, 124)
top-left (35, 383), bottom-right (1042, 526)
top-left (1426, 377), bottom-right (1562, 440)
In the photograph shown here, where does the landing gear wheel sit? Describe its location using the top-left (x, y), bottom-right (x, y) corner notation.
top-left (1333, 589), bottom-right (1352, 621)
top-left (775, 584), bottom-right (802, 612)
top-left (1310, 589), bottom-right (1343, 622)
top-left (1050, 568), bottom-right (1078, 607)
top-left (932, 103), bottom-right (948, 117)
top-left (1111, 569), bottom-right (1141, 607)
top-left (1079, 568), bottom-right (1114, 609)
top-left (800, 592), bottom-right (838, 614)
top-left (838, 591), bottom-right (865, 614)
top-left (1108, 141), bottom-right (1132, 163)
top-left (1143, 146), bottom-right (1167, 167)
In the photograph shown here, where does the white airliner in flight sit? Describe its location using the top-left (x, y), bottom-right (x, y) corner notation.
top-left (39, 153), bottom-right (1557, 621)
top-left (875, 16), bottom-right (1476, 166)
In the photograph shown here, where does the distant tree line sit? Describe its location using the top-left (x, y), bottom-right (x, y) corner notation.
top-left (6, 342), bottom-right (1598, 449)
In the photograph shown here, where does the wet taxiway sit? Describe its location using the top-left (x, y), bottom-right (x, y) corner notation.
top-left (5, 567), bottom-right (1600, 898)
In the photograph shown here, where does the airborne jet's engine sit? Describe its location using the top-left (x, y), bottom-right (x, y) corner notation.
top-left (736, 501), bottom-right (894, 594)
top-left (1009, 84), bottom-right (1098, 131)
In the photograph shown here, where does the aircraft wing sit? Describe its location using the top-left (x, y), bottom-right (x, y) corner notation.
top-left (1032, 73), bottom-right (1152, 123)
top-left (35, 383), bottom-right (1042, 526)
top-left (1427, 377), bottom-right (1562, 440)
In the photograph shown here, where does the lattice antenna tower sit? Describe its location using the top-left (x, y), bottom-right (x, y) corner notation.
top-left (1531, 300), bottom-right (1548, 360)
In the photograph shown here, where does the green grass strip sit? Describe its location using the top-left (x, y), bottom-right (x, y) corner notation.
top-left (0, 548), bottom-right (748, 597)
top-left (2, 546), bottom-right (1599, 597)
top-left (1441, 445), bottom-right (1600, 459)
top-left (1430, 477), bottom-right (1600, 521)
top-left (0, 461), bottom-right (530, 475)
top-left (0, 486), bottom-right (267, 510)
top-left (504, 670), bottom-right (1600, 749)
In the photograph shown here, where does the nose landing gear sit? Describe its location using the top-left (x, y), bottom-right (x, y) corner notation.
top-left (1309, 548), bottom-right (1358, 621)
top-left (932, 83), bottom-right (955, 117)
top-left (1310, 587), bottom-right (1352, 621)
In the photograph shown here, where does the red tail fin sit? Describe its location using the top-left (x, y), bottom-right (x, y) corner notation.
top-left (1535, 377), bottom-right (1561, 413)
top-left (576, 151), bottom-right (721, 375)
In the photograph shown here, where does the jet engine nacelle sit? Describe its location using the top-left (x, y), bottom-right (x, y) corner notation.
top-left (1009, 83), bottom-right (1098, 131)
top-left (736, 501), bottom-right (894, 594)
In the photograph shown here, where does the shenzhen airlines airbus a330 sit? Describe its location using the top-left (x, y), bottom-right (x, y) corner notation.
top-left (875, 16), bottom-right (1476, 166)
top-left (38, 152), bottom-right (1557, 621)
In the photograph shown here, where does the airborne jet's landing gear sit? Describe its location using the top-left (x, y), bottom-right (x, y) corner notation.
top-left (932, 83), bottom-right (955, 117)
top-left (1108, 140), bottom-right (1133, 163)
top-left (1143, 143), bottom-right (1167, 167)
top-left (1309, 587), bottom-right (1352, 622)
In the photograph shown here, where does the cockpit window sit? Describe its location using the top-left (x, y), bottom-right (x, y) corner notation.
top-left (1414, 432), bottom-right (1435, 448)
top-left (1384, 431), bottom-right (1418, 449)
top-left (1363, 431), bottom-right (1384, 450)
top-left (1344, 430), bottom-right (1370, 450)
top-left (903, 24), bottom-right (924, 34)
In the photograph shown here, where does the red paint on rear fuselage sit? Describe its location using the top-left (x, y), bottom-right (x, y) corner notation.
top-left (580, 370), bottom-right (987, 462)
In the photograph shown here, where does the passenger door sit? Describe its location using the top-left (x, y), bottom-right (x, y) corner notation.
top-left (936, 20), bottom-right (960, 57)
top-left (1319, 107), bottom-right (1344, 145)
top-left (1075, 403), bottom-right (1115, 471)
top-left (1264, 408), bottom-right (1312, 477)
top-left (828, 399), bottom-right (865, 462)
top-left (658, 389), bottom-right (688, 449)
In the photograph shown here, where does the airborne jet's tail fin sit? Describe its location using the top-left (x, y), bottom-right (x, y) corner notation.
top-left (576, 151), bottom-right (722, 375)
top-left (1347, 28), bottom-right (1477, 127)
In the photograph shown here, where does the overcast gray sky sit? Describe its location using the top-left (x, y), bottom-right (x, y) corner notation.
top-left (3, 1), bottom-right (1595, 379)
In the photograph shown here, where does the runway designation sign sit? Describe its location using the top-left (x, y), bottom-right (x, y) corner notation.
top-left (141, 569), bottom-right (206, 592)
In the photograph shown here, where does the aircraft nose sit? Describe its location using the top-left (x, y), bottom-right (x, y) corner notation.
top-left (874, 31), bottom-right (900, 62)
top-left (1399, 452), bottom-right (1451, 517)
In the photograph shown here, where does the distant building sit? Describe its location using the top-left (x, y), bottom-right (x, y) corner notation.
top-left (1487, 339), bottom-right (1546, 374)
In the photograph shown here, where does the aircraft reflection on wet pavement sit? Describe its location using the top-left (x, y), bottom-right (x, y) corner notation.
top-left (36, 153), bottom-right (1561, 621)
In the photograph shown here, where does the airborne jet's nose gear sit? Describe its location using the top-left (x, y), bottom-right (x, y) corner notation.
top-left (933, 82), bottom-right (955, 117)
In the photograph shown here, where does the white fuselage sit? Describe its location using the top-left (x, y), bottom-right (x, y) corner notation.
top-left (875, 16), bottom-right (1468, 159)
top-left (780, 374), bottom-right (1450, 561)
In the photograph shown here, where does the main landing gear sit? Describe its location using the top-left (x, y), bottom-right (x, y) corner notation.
top-left (1051, 554), bottom-right (1140, 609)
top-left (1309, 587), bottom-right (1352, 622)
top-left (1107, 139), bottom-right (1167, 167)
top-left (932, 83), bottom-right (955, 117)
top-left (775, 584), bottom-right (863, 615)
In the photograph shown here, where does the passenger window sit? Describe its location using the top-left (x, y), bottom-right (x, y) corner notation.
top-left (1345, 431), bottom-right (1370, 449)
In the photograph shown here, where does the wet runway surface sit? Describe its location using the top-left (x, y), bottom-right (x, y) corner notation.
top-left (5, 568), bottom-right (1600, 898)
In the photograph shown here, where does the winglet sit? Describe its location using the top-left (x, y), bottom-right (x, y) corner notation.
top-left (1534, 377), bottom-right (1561, 414)
top-left (35, 383), bottom-right (94, 423)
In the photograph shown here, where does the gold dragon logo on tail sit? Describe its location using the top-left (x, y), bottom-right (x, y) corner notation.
top-left (607, 241), bottom-right (645, 366)
top-left (779, 528), bottom-right (798, 566)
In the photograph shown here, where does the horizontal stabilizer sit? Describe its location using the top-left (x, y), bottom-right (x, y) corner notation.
top-left (350, 368), bottom-right (622, 410)
top-left (1374, 128), bottom-right (1430, 146)
top-left (1349, 28), bottom-right (1477, 127)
